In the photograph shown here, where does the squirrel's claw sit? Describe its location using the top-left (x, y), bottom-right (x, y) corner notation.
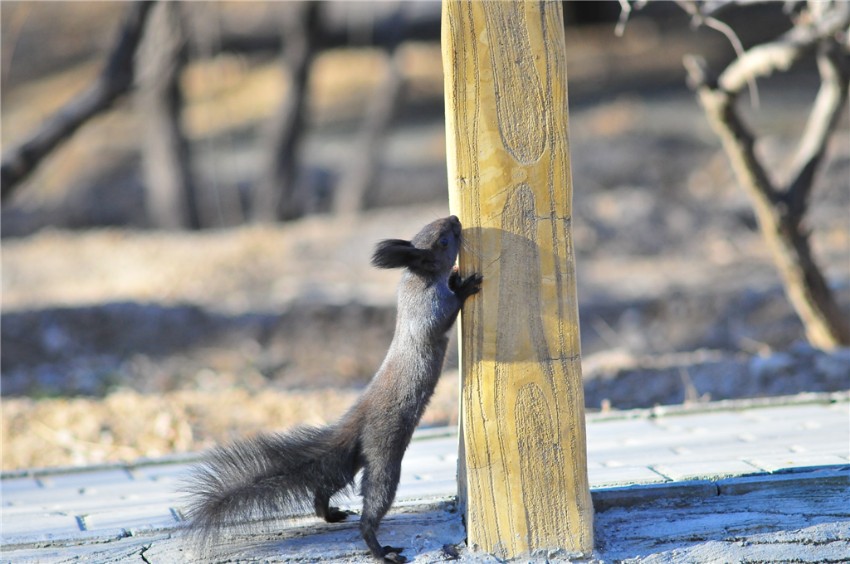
top-left (383, 552), bottom-right (406, 563)
top-left (381, 545), bottom-right (406, 563)
top-left (450, 272), bottom-right (483, 302)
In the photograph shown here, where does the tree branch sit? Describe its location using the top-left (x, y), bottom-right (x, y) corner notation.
top-left (684, 55), bottom-right (781, 203)
top-left (785, 39), bottom-right (850, 221)
top-left (718, 1), bottom-right (850, 94)
top-left (1, 1), bottom-right (156, 202)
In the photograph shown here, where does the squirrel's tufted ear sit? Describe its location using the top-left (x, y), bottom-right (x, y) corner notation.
top-left (372, 239), bottom-right (434, 270)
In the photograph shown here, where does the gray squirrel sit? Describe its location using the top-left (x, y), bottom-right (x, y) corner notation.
top-left (183, 215), bottom-right (482, 563)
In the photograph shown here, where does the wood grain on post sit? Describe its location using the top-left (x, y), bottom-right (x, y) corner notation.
top-left (442, 0), bottom-right (593, 558)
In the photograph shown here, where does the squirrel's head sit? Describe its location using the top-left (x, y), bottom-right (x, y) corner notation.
top-left (371, 215), bottom-right (462, 276)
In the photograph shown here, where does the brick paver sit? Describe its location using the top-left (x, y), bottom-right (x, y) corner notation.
top-left (2, 393), bottom-right (848, 562)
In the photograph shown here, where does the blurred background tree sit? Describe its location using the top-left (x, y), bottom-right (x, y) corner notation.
top-left (2, 0), bottom-right (450, 226)
top-left (676, 0), bottom-right (849, 349)
top-left (4, 0), bottom-right (845, 348)
top-left (615, 0), bottom-right (849, 347)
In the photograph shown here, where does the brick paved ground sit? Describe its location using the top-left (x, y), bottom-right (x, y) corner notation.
top-left (2, 393), bottom-right (848, 562)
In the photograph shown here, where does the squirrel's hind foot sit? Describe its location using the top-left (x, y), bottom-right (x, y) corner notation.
top-left (381, 545), bottom-right (406, 563)
top-left (324, 506), bottom-right (354, 523)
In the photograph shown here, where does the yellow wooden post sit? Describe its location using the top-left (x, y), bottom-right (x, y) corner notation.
top-left (442, 0), bottom-right (593, 558)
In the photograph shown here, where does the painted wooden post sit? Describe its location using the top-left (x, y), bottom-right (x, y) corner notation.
top-left (442, 0), bottom-right (593, 558)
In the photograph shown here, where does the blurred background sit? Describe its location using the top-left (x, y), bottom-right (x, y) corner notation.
top-left (2, 1), bottom-right (848, 470)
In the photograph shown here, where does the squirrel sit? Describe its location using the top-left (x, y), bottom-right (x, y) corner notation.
top-left (183, 215), bottom-right (482, 563)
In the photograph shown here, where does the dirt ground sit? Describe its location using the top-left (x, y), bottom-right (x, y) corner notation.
top-left (2, 4), bottom-right (849, 471)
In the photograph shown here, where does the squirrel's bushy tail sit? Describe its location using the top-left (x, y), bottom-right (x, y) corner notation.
top-left (183, 423), bottom-right (359, 555)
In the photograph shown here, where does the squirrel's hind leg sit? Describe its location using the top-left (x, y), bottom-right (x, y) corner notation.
top-left (359, 460), bottom-right (406, 562)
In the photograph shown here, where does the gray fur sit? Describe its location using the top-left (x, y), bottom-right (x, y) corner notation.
top-left (183, 216), bottom-right (482, 562)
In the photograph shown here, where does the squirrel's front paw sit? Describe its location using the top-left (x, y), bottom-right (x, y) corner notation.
top-left (450, 271), bottom-right (483, 302)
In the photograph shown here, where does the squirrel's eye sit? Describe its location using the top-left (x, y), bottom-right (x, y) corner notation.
top-left (439, 237), bottom-right (450, 248)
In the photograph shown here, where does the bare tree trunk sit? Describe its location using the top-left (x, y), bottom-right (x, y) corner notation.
top-left (251, 2), bottom-right (321, 222)
top-left (333, 46), bottom-right (407, 215)
top-left (180, 2), bottom-right (246, 227)
top-left (333, 8), bottom-right (408, 216)
top-left (1, 1), bottom-right (155, 201)
top-left (684, 2), bottom-right (850, 349)
top-left (136, 2), bottom-right (199, 230)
